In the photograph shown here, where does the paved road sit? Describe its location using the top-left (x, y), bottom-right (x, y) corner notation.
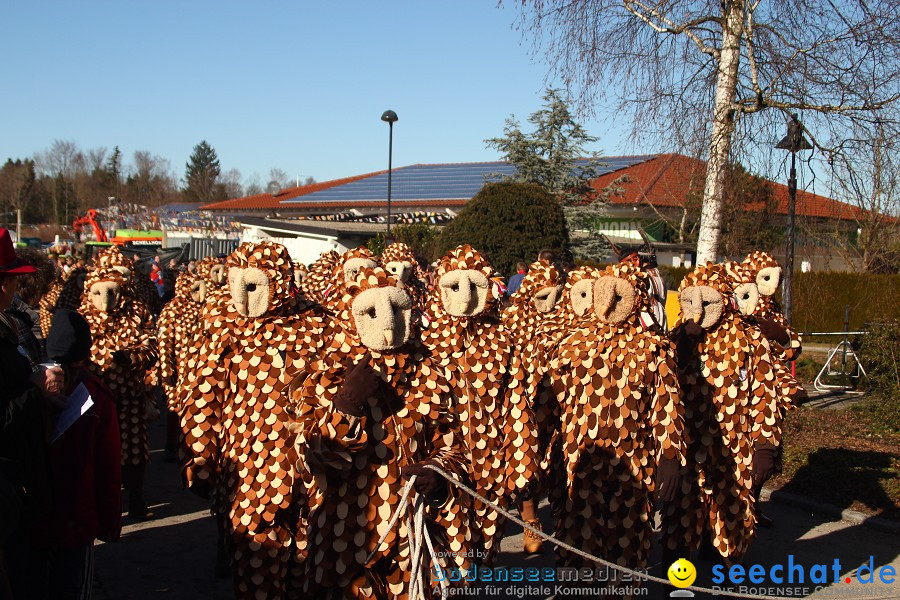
top-left (94, 416), bottom-right (899, 600)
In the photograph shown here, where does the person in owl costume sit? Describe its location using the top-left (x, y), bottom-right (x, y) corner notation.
top-left (180, 241), bottom-right (327, 600)
top-left (292, 265), bottom-right (476, 599)
top-left (421, 244), bottom-right (537, 566)
top-left (741, 251), bottom-right (802, 362)
top-left (381, 242), bottom-right (428, 314)
top-left (157, 270), bottom-right (208, 457)
top-left (661, 262), bottom-right (786, 563)
top-left (39, 265), bottom-right (87, 337)
top-left (546, 262), bottom-right (685, 578)
top-left (500, 259), bottom-right (565, 553)
top-left (319, 246), bottom-right (379, 311)
top-left (96, 245), bottom-right (161, 315)
top-left (725, 258), bottom-right (806, 526)
top-left (299, 250), bottom-right (340, 307)
top-left (78, 262), bottom-right (158, 520)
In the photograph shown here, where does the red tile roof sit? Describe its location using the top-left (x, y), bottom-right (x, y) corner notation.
top-left (200, 170), bottom-right (387, 211)
top-left (592, 153), bottom-right (868, 221)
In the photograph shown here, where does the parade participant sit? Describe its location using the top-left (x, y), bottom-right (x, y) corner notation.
top-left (39, 265), bottom-right (88, 338)
top-left (299, 250), bottom-right (340, 307)
top-left (619, 246), bottom-right (668, 332)
top-left (180, 241), bottom-right (327, 600)
top-left (742, 251), bottom-right (803, 362)
top-left (37, 309), bottom-right (122, 600)
top-left (381, 242), bottom-right (428, 314)
top-left (546, 262), bottom-right (685, 577)
top-left (500, 259), bottom-right (564, 553)
top-left (96, 245), bottom-right (161, 315)
top-left (661, 262), bottom-right (785, 563)
top-left (421, 244), bottom-right (537, 565)
top-left (319, 246), bottom-right (379, 312)
top-left (157, 270), bottom-right (207, 460)
top-left (78, 261), bottom-right (158, 521)
top-left (293, 265), bottom-right (475, 598)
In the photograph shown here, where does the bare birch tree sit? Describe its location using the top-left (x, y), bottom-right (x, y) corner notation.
top-left (510, 0), bottom-right (900, 262)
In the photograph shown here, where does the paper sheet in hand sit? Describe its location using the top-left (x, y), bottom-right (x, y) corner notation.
top-left (52, 382), bottom-right (94, 442)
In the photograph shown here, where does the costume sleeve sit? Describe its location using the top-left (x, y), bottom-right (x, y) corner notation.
top-left (126, 305), bottom-right (158, 373)
top-left (295, 376), bottom-right (371, 477)
top-left (650, 344), bottom-right (686, 464)
top-left (498, 352), bottom-right (539, 497)
top-left (748, 339), bottom-right (782, 446)
top-left (771, 313), bottom-right (802, 362)
top-left (420, 395), bottom-right (471, 509)
top-left (157, 308), bottom-right (176, 383)
top-left (92, 383), bottom-right (122, 542)
top-left (180, 335), bottom-right (227, 487)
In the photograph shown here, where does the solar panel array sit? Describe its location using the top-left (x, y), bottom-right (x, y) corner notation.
top-left (283, 157), bottom-right (656, 205)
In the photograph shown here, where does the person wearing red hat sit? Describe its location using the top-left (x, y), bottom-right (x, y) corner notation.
top-left (0, 227), bottom-right (62, 599)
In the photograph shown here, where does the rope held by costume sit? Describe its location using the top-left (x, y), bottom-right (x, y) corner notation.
top-left (419, 463), bottom-right (896, 600)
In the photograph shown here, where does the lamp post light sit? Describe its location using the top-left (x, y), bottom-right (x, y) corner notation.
top-left (381, 110), bottom-right (398, 238)
top-left (775, 113), bottom-right (812, 323)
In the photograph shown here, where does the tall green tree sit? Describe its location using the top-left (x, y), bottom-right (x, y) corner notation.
top-left (485, 88), bottom-right (626, 260)
top-left (183, 140), bottom-right (222, 203)
top-left (438, 181), bottom-right (569, 276)
top-left (485, 88), bottom-right (604, 203)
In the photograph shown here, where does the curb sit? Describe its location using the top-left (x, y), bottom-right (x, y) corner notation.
top-left (760, 487), bottom-right (900, 534)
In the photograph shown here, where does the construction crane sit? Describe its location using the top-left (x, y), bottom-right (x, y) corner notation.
top-left (72, 209), bottom-right (109, 243)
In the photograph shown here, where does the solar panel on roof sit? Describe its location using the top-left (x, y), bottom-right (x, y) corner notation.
top-left (282, 157), bottom-right (656, 205)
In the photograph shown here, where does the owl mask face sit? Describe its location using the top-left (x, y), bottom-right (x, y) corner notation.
top-left (679, 285), bottom-right (725, 330)
top-left (89, 280), bottom-right (121, 313)
top-left (756, 266), bottom-right (781, 296)
top-left (190, 279), bottom-right (207, 304)
top-left (733, 282), bottom-right (759, 316)
top-left (385, 260), bottom-right (414, 283)
top-left (533, 285), bottom-right (563, 314)
top-left (569, 278), bottom-right (595, 317)
top-left (439, 269), bottom-right (489, 317)
top-left (351, 286), bottom-right (413, 351)
top-left (593, 277), bottom-right (635, 324)
top-left (344, 257), bottom-right (378, 282)
top-left (228, 267), bottom-right (270, 318)
top-left (209, 264), bottom-right (227, 286)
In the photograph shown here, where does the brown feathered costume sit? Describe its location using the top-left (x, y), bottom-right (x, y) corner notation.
top-left (180, 241), bottom-right (327, 600)
top-left (662, 263), bottom-right (784, 561)
top-left (300, 250), bottom-right (340, 307)
top-left (78, 261), bottom-right (158, 518)
top-left (381, 242), bottom-right (428, 314)
top-left (157, 271), bottom-right (207, 411)
top-left (547, 262), bottom-right (685, 570)
top-left (741, 251), bottom-right (802, 362)
top-left (293, 265), bottom-right (476, 599)
top-left (421, 244), bottom-right (537, 565)
top-left (39, 266), bottom-right (87, 337)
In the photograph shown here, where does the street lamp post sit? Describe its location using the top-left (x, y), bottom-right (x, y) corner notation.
top-left (775, 114), bottom-right (812, 323)
top-left (381, 110), bottom-right (398, 237)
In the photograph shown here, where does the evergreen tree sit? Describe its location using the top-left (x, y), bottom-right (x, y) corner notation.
top-left (438, 182), bottom-right (569, 276)
top-left (183, 140), bottom-right (222, 203)
top-left (485, 88), bottom-right (604, 202)
top-left (485, 88), bottom-right (621, 260)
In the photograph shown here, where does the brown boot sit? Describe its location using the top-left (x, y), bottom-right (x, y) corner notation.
top-left (523, 519), bottom-right (543, 554)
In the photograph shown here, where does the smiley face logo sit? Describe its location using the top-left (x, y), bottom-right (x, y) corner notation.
top-left (667, 558), bottom-right (696, 588)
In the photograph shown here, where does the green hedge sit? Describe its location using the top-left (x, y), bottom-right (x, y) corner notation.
top-left (793, 273), bottom-right (900, 333)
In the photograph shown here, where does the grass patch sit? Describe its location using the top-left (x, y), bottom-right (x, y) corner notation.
top-left (768, 399), bottom-right (900, 521)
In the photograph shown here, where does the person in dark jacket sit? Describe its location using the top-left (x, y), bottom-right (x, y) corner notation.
top-left (0, 228), bottom-right (58, 600)
top-left (34, 309), bottom-right (122, 600)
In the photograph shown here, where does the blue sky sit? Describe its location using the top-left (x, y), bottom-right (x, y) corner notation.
top-left (1, 1), bottom-right (638, 187)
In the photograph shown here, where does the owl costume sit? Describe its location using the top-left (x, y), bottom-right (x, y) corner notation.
top-left (547, 262), bottom-right (686, 570)
top-left (157, 270), bottom-right (207, 412)
top-left (741, 251), bottom-right (802, 362)
top-left (421, 244), bottom-right (538, 565)
top-left (78, 262), bottom-right (158, 518)
top-left (662, 263), bottom-right (784, 561)
top-left (381, 242), bottom-right (428, 313)
top-left (299, 250), bottom-right (340, 307)
top-left (293, 265), bottom-right (476, 599)
top-left (39, 266), bottom-right (87, 337)
top-left (180, 241), bottom-right (327, 600)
